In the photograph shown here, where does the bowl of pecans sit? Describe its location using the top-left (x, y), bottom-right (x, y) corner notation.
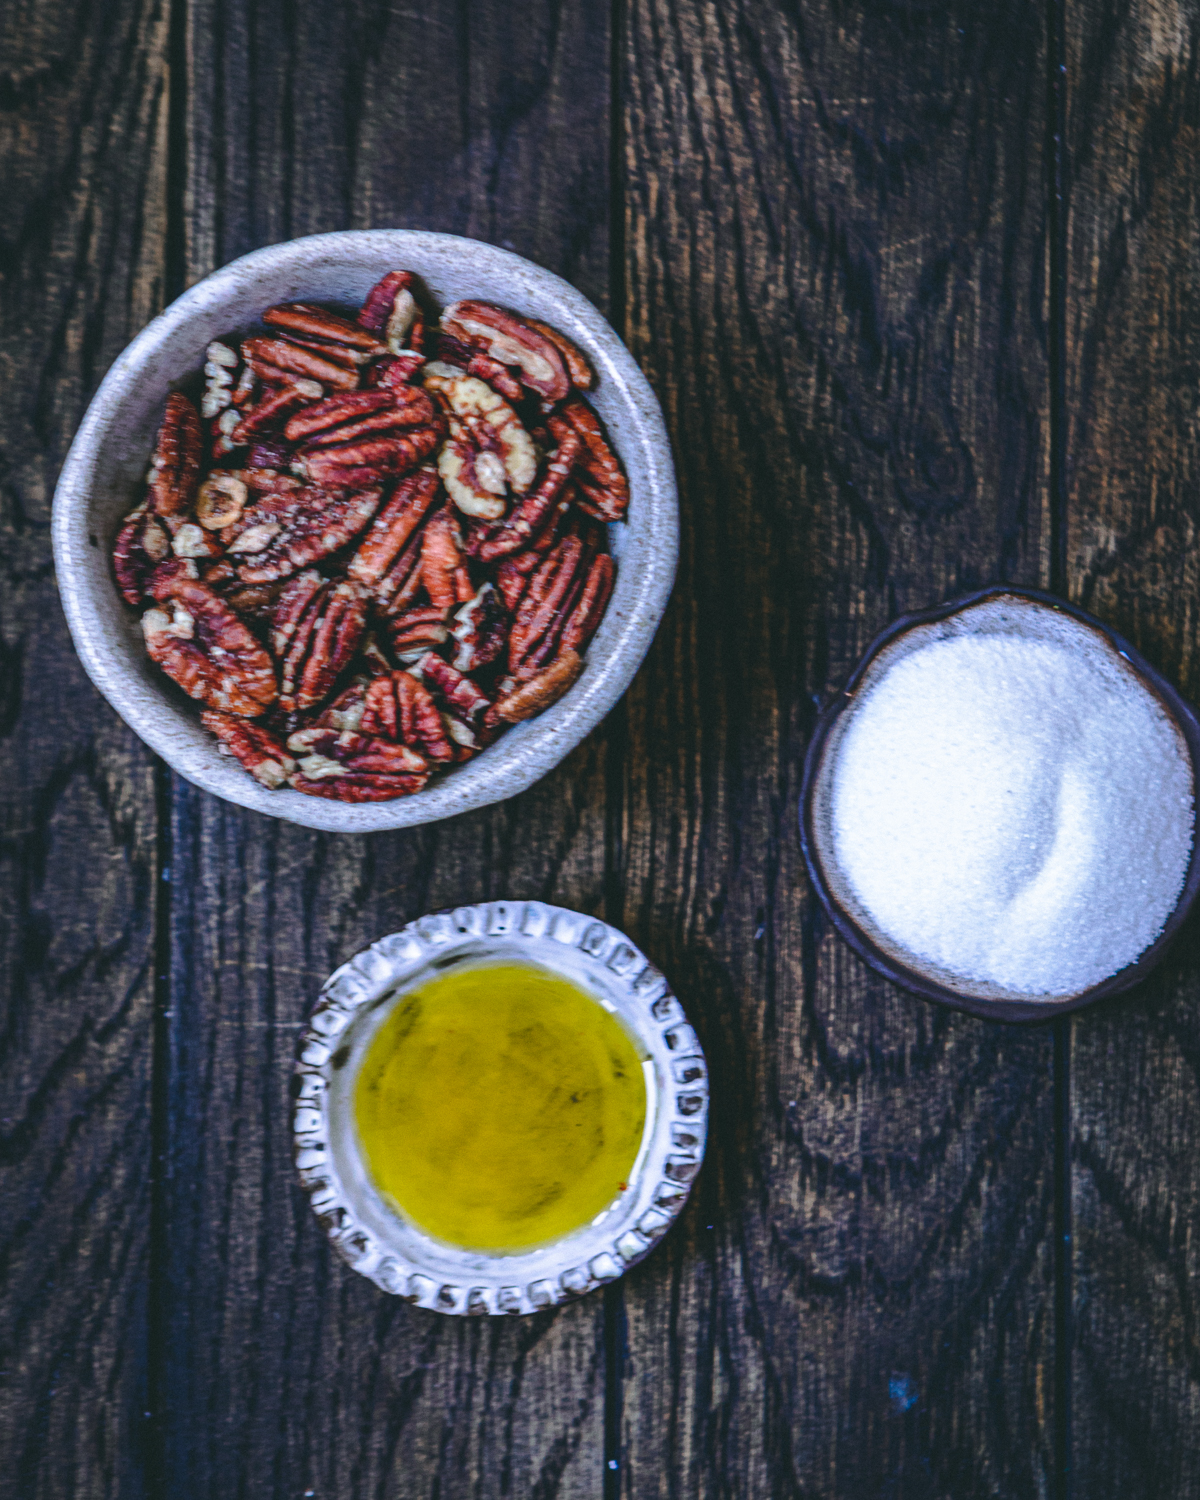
top-left (52, 232), bottom-right (676, 830)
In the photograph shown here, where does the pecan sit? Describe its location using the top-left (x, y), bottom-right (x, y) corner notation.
top-left (201, 710), bottom-right (296, 788)
top-left (224, 580), bottom-right (289, 627)
top-left (297, 426), bottom-right (441, 487)
top-left (289, 771), bottom-right (428, 802)
top-left (113, 505), bottom-right (171, 606)
top-left (361, 671), bottom-right (456, 761)
top-left (440, 301), bottom-right (569, 402)
top-left (491, 649), bottom-right (584, 724)
top-left (149, 393), bottom-right (203, 518)
top-left (202, 341), bottom-right (239, 418)
top-left (143, 576), bottom-right (278, 716)
top-left (212, 407), bottom-right (243, 457)
top-left (243, 337), bottom-right (358, 391)
top-left (196, 472), bottom-right (249, 530)
top-left (235, 487), bottom-right (382, 584)
top-left (241, 466), bottom-right (303, 493)
top-left (170, 522), bottom-right (224, 560)
top-left (285, 386), bottom-right (436, 445)
top-left (523, 317), bottom-right (594, 391)
top-left (387, 605), bottom-right (448, 660)
top-left (263, 302), bottom-right (388, 354)
top-left (347, 467), bottom-right (441, 589)
top-left (374, 527), bottom-right (426, 612)
top-left (450, 583), bottom-right (508, 673)
top-left (425, 371), bottom-right (537, 508)
top-left (316, 679), bottom-right (370, 732)
top-left (420, 653), bottom-right (490, 723)
top-left (561, 553), bottom-right (615, 653)
top-left (421, 508), bottom-right (473, 609)
top-left (231, 363), bottom-right (258, 407)
top-left (288, 724), bottom-right (427, 775)
top-left (358, 271), bottom-right (428, 354)
top-left (432, 332), bottom-right (474, 369)
top-left (508, 535), bottom-right (585, 670)
top-left (231, 380), bottom-right (323, 442)
top-left (476, 432), bottom-right (582, 560)
top-left (372, 352), bottom-right (426, 388)
top-left (549, 400), bottom-right (629, 520)
top-left (274, 577), bottom-right (369, 713)
top-left (466, 353), bottom-right (524, 403)
top-left (494, 555), bottom-right (532, 614)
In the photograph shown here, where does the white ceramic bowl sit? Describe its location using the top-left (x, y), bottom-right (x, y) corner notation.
top-left (51, 231), bottom-right (677, 831)
top-left (293, 901), bottom-right (708, 1313)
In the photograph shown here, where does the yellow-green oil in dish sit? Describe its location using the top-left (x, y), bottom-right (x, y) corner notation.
top-left (353, 961), bottom-right (648, 1252)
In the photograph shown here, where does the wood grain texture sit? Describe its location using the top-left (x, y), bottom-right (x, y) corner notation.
top-left (614, 3), bottom-right (1057, 1495)
top-left (162, 3), bottom-right (613, 1495)
top-left (0, 0), bottom-right (169, 1495)
top-left (1065, 3), bottom-right (1200, 1495)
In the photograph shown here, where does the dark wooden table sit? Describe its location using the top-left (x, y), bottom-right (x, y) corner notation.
top-left (4, 0), bottom-right (1200, 1495)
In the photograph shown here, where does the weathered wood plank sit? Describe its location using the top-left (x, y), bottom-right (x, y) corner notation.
top-left (0, 0), bottom-right (169, 1496)
top-left (162, 3), bottom-right (613, 1495)
top-left (615, 3), bottom-right (1057, 1495)
top-left (1065, 3), bottom-right (1200, 1495)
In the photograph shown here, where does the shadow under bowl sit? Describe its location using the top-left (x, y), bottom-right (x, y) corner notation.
top-left (52, 230), bottom-right (678, 832)
top-left (799, 585), bottom-right (1200, 1023)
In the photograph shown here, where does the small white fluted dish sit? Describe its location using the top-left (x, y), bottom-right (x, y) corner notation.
top-left (51, 231), bottom-right (677, 830)
top-left (292, 901), bottom-right (708, 1314)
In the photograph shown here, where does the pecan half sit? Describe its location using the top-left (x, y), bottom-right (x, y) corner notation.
top-left (263, 302), bottom-right (388, 354)
top-left (316, 679), bottom-right (370, 732)
top-left (475, 432), bottom-right (581, 560)
top-left (450, 583), bottom-right (508, 673)
top-left (143, 576), bottom-right (278, 716)
top-left (288, 771), bottom-right (428, 802)
top-left (201, 710), bottom-right (296, 788)
top-left (296, 426), bottom-right (441, 487)
top-left (287, 724), bottom-right (428, 774)
top-left (195, 472), bottom-right (249, 530)
top-left (231, 380), bottom-right (323, 443)
top-left (425, 371), bottom-right (537, 507)
top-left (243, 337), bottom-right (358, 391)
top-left (420, 653), bottom-right (491, 723)
top-left (523, 317), bottom-right (594, 390)
top-left (347, 468), bottom-right (441, 589)
top-left (285, 386), bottom-right (436, 445)
top-left (202, 341), bottom-right (239, 418)
top-left (358, 271), bottom-right (427, 354)
top-left (491, 649), bottom-right (584, 723)
top-left (361, 671), bottom-right (456, 761)
top-left (372, 352), bottom-right (426, 388)
top-left (274, 577), bottom-right (369, 712)
top-left (421, 508), bottom-right (473, 609)
top-left (507, 535), bottom-right (586, 670)
top-left (561, 553), bottom-right (615, 653)
top-left (149, 393), bottom-right (203, 518)
top-left (235, 487), bottom-right (382, 584)
top-left (548, 400), bottom-right (629, 520)
top-left (113, 505), bottom-right (171, 605)
top-left (388, 605), bottom-right (450, 661)
top-left (440, 301), bottom-right (569, 402)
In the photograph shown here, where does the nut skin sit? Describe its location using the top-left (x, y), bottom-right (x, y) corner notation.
top-left (285, 388), bottom-right (434, 443)
top-left (358, 271), bottom-right (428, 354)
top-left (288, 771), bottom-right (428, 802)
top-left (465, 353), bottom-right (524, 403)
top-left (476, 433), bottom-right (582, 560)
top-left (561, 553), bottom-right (615, 654)
top-left (243, 337), bottom-right (359, 391)
top-left (274, 577), bottom-right (369, 714)
top-left (522, 316), bottom-right (594, 390)
top-left (508, 535), bottom-right (586, 671)
top-left (421, 509), bottom-right (473, 610)
top-left (420, 653), bottom-right (491, 723)
top-left (451, 584), bottom-right (508, 673)
top-left (143, 575), bottom-right (278, 716)
top-left (440, 300), bottom-right (570, 402)
top-left (201, 710), bottom-right (296, 788)
top-left (149, 393), bottom-right (204, 518)
top-left (297, 425), bottom-right (442, 487)
top-left (231, 381), bottom-right (323, 443)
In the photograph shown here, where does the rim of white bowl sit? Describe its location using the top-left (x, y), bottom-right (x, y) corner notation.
top-left (52, 231), bottom-right (678, 831)
top-left (293, 901), bottom-right (708, 1314)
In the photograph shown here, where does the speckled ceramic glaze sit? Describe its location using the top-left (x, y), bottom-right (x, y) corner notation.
top-left (52, 231), bottom-right (677, 831)
top-left (293, 902), bottom-right (708, 1313)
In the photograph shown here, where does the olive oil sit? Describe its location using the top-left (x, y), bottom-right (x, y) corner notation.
top-left (354, 961), bottom-right (648, 1252)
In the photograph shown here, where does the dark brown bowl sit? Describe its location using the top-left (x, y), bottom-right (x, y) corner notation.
top-left (799, 586), bottom-right (1200, 1023)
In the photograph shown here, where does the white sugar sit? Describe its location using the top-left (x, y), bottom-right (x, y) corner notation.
top-left (820, 599), bottom-right (1194, 1000)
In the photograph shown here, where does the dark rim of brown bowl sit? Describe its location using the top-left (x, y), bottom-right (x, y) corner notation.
top-left (799, 585), bottom-right (1200, 1023)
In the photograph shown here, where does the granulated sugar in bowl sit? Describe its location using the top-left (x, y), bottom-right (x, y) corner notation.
top-left (803, 591), bottom-right (1200, 1013)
